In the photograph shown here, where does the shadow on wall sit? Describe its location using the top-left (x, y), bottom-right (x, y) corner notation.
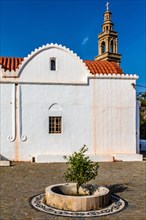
top-left (0, 154), bottom-right (10, 161)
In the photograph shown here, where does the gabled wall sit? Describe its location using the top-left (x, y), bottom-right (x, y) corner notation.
top-left (0, 44), bottom-right (90, 84)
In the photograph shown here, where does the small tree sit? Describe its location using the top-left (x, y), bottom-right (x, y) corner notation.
top-left (63, 145), bottom-right (99, 195)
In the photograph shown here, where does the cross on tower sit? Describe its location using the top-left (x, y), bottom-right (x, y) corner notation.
top-left (106, 2), bottom-right (109, 11)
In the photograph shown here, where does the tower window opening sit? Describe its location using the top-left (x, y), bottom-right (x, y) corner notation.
top-left (101, 41), bottom-right (106, 53)
top-left (110, 40), bottom-right (113, 53)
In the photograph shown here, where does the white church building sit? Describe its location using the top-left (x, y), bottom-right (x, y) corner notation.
top-left (0, 5), bottom-right (142, 163)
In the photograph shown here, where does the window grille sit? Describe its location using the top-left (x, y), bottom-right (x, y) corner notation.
top-left (49, 116), bottom-right (62, 134)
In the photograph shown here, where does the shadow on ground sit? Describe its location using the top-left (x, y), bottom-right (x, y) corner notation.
top-left (106, 184), bottom-right (129, 194)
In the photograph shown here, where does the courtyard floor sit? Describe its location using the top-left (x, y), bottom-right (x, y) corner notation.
top-left (0, 161), bottom-right (146, 220)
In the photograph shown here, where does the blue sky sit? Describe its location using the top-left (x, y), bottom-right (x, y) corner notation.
top-left (0, 0), bottom-right (146, 93)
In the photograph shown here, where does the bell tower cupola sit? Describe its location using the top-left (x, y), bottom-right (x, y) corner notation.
top-left (95, 2), bottom-right (122, 65)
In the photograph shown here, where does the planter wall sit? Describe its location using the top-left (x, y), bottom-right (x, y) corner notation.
top-left (45, 183), bottom-right (110, 211)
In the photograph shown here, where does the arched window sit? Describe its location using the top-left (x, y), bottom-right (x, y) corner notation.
top-left (49, 117), bottom-right (62, 134)
top-left (48, 104), bottom-right (62, 134)
top-left (50, 58), bottom-right (56, 71)
top-left (101, 41), bottom-right (106, 54)
top-left (110, 40), bottom-right (113, 53)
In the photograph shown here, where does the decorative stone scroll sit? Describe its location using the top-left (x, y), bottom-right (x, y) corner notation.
top-left (21, 135), bottom-right (27, 141)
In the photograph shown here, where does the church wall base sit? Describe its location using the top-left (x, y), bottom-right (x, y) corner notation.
top-left (113, 153), bottom-right (143, 161)
top-left (36, 153), bottom-right (143, 163)
top-left (0, 160), bottom-right (10, 166)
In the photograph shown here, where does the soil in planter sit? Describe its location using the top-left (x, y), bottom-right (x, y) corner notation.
top-left (52, 186), bottom-right (90, 196)
top-left (52, 189), bottom-right (88, 196)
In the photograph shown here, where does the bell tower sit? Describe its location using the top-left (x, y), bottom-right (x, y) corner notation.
top-left (95, 2), bottom-right (122, 65)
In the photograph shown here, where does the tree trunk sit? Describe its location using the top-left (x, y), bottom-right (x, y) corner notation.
top-left (77, 184), bottom-right (80, 196)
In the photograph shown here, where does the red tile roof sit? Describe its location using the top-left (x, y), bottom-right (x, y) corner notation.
top-left (0, 57), bottom-right (24, 71)
top-left (0, 57), bottom-right (123, 75)
top-left (83, 60), bottom-right (123, 75)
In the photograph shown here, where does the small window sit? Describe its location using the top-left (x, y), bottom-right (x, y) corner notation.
top-left (50, 58), bottom-right (56, 71)
top-left (49, 116), bottom-right (62, 134)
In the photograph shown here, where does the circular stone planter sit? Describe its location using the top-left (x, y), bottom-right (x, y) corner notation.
top-left (45, 183), bottom-right (110, 211)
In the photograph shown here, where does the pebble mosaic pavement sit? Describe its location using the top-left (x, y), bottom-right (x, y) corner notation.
top-left (0, 161), bottom-right (146, 220)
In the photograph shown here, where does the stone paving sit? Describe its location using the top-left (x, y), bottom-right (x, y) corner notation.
top-left (0, 161), bottom-right (146, 220)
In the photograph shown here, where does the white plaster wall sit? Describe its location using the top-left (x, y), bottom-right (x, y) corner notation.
top-left (18, 83), bottom-right (93, 160)
top-left (0, 84), bottom-right (15, 160)
top-left (0, 77), bottom-right (137, 161)
top-left (89, 78), bottom-right (136, 155)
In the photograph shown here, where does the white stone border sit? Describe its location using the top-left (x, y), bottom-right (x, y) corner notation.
top-left (31, 193), bottom-right (126, 217)
top-left (88, 74), bottom-right (138, 80)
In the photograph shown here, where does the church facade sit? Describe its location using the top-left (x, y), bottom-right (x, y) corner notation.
top-left (0, 6), bottom-right (142, 162)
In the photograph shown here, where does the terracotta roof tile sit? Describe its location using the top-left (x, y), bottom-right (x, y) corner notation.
top-left (0, 57), bottom-right (24, 71)
top-left (83, 60), bottom-right (123, 75)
